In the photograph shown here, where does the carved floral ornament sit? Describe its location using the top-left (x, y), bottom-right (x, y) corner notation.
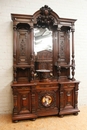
top-left (36, 5), bottom-right (55, 28)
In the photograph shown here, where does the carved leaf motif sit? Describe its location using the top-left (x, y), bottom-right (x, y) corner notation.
top-left (20, 39), bottom-right (26, 56)
top-left (60, 41), bottom-right (65, 58)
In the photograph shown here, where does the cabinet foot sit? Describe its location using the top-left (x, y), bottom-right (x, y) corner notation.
top-left (13, 120), bottom-right (19, 123)
top-left (73, 112), bottom-right (78, 116)
top-left (31, 118), bottom-right (36, 121)
top-left (59, 115), bottom-right (64, 118)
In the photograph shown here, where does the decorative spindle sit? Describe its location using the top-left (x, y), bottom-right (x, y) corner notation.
top-left (13, 67), bottom-right (17, 83)
top-left (30, 26), bottom-right (35, 81)
top-left (57, 25), bottom-right (61, 63)
top-left (71, 25), bottom-right (75, 80)
top-left (57, 25), bottom-right (61, 80)
top-left (13, 25), bottom-right (17, 83)
top-left (13, 25), bottom-right (17, 63)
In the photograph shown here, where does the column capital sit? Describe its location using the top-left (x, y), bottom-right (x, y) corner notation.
top-left (71, 25), bottom-right (75, 32)
top-left (57, 24), bottom-right (62, 31)
top-left (13, 25), bottom-right (17, 31)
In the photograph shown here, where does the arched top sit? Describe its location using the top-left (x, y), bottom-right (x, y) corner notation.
top-left (33, 5), bottom-right (59, 28)
top-left (11, 5), bottom-right (77, 29)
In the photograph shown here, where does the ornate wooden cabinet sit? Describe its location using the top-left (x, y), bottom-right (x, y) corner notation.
top-left (11, 5), bottom-right (80, 122)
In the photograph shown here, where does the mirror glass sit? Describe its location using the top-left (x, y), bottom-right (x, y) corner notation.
top-left (34, 28), bottom-right (52, 55)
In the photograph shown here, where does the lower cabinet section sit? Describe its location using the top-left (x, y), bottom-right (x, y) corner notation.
top-left (58, 82), bottom-right (80, 117)
top-left (11, 81), bottom-right (80, 122)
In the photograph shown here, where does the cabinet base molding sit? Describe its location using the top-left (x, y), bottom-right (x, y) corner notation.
top-left (59, 108), bottom-right (80, 116)
top-left (12, 114), bottom-right (37, 122)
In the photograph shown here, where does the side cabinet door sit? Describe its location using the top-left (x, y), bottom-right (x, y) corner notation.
top-left (16, 28), bottom-right (31, 65)
top-left (13, 87), bottom-right (31, 114)
top-left (59, 83), bottom-right (75, 114)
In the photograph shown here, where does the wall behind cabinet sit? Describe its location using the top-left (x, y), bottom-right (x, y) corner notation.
top-left (0, 0), bottom-right (87, 113)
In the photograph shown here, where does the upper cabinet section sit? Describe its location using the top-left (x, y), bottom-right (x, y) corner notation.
top-left (11, 5), bottom-right (77, 83)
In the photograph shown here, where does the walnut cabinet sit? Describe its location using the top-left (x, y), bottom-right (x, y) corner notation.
top-left (11, 5), bottom-right (80, 122)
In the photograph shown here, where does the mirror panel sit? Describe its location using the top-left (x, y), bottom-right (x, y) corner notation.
top-left (34, 28), bottom-right (52, 55)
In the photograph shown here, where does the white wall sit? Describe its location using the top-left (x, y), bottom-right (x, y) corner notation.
top-left (0, 0), bottom-right (87, 114)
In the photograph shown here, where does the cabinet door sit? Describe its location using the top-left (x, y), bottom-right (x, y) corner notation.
top-left (59, 83), bottom-right (75, 115)
top-left (35, 84), bottom-right (59, 116)
top-left (13, 87), bottom-right (31, 114)
top-left (16, 27), bottom-right (31, 65)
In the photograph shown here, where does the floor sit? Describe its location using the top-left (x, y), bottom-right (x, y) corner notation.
top-left (0, 106), bottom-right (87, 130)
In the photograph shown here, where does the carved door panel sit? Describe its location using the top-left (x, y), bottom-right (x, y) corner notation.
top-left (54, 31), bottom-right (70, 78)
top-left (35, 84), bottom-right (59, 116)
top-left (59, 83), bottom-right (75, 114)
top-left (13, 87), bottom-right (31, 114)
top-left (16, 29), bottom-right (30, 65)
top-left (59, 31), bottom-right (70, 65)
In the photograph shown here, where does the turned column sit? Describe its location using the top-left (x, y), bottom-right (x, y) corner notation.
top-left (71, 24), bottom-right (75, 80)
top-left (30, 24), bottom-right (34, 81)
top-left (57, 25), bottom-right (61, 80)
top-left (13, 24), bottom-right (17, 83)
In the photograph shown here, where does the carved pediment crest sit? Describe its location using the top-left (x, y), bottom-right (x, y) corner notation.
top-left (37, 5), bottom-right (55, 27)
